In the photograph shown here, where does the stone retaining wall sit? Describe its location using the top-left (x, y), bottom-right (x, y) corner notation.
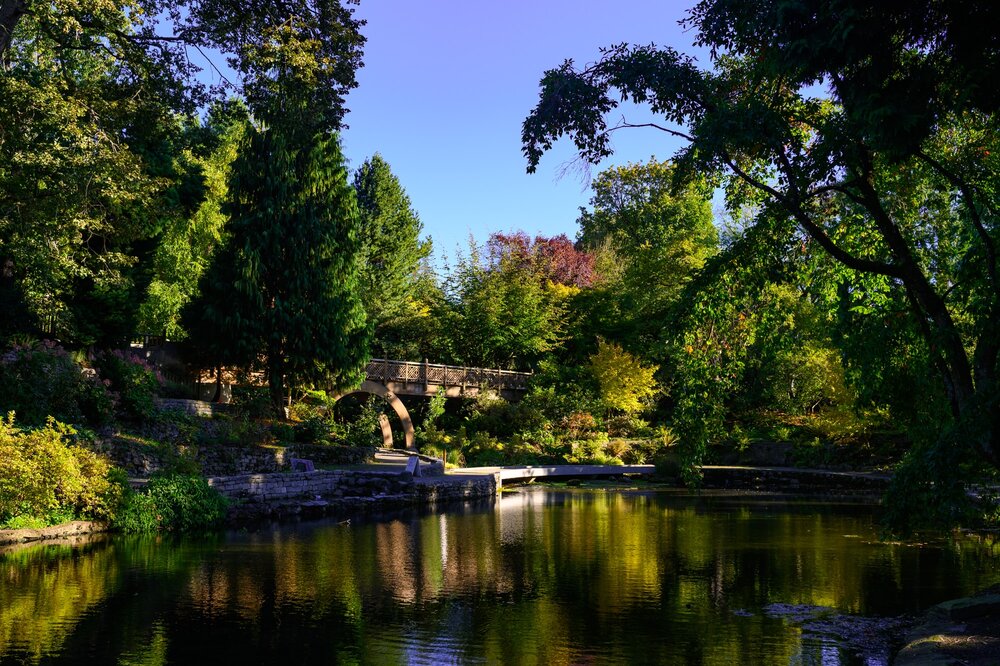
top-left (701, 466), bottom-right (890, 494)
top-left (155, 398), bottom-right (227, 416)
top-left (104, 438), bottom-right (376, 477)
top-left (207, 469), bottom-right (498, 522)
top-left (207, 470), bottom-right (412, 502)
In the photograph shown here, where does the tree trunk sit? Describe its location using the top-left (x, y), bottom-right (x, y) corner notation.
top-left (0, 0), bottom-right (28, 66)
top-left (211, 365), bottom-right (223, 403)
top-left (267, 343), bottom-right (285, 420)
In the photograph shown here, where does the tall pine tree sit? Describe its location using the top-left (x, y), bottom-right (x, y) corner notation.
top-left (353, 154), bottom-right (430, 343)
top-left (185, 33), bottom-right (370, 416)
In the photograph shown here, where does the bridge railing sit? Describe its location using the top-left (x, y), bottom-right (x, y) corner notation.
top-left (366, 359), bottom-right (532, 391)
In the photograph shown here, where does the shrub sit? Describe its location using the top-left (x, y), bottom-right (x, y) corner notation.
top-left (93, 350), bottom-right (162, 421)
top-left (0, 341), bottom-right (114, 426)
top-left (589, 340), bottom-right (659, 414)
top-left (293, 416), bottom-right (331, 443)
top-left (114, 473), bottom-right (228, 533)
top-left (335, 401), bottom-right (384, 448)
top-left (461, 429), bottom-right (506, 466)
top-left (0, 416), bottom-right (118, 527)
top-left (606, 414), bottom-right (652, 438)
top-left (230, 387), bottom-right (273, 420)
top-left (194, 415), bottom-right (269, 448)
top-left (606, 438), bottom-right (631, 460)
top-left (560, 412), bottom-right (600, 440)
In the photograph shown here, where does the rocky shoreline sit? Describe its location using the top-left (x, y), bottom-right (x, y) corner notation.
top-left (0, 520), bottom-right (111, 548)
top-left (894, 587), bottom-right (1000, 665)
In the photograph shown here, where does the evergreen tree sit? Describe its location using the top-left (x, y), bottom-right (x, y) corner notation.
top-left (184, 24), bottom-right (371, 416)
top-left (230, 125), bottom-right (368, 415)
top-left (353, 154), bottom-right (431, 348)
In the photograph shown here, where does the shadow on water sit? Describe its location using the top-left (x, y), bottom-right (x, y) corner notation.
top-left (1, 490), bottom-right (998, 665)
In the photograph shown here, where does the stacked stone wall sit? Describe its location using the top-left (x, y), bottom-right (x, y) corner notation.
top-left (206, 470), bottom-right (412, 502)
top-left (701, 466), bottom-right (890, 494)
top-left (102, 438), bottom-right (376, 477)
top-left (206, 469), bottom-right (498, 522)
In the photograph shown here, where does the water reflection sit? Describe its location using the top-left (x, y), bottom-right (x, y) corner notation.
top-left (1, 490), bottom-right (997, 665)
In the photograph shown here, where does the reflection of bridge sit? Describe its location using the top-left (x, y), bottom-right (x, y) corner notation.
top-left (337, 359), bottom-right (533, 451)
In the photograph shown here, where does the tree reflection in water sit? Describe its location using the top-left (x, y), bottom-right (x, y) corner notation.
top-left (1, 490), bottom-right (998, 665)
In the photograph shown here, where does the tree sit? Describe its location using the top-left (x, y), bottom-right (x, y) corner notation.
top-left (487, 232), bottom-right (595, 288)
top-left (441, 239), bottom-right (568, 370)
top-left (0, 0), bottom-right (365, 344)
top-left (0, 12), bottom-right (164, 342)
top-left (688, 0), bottom-right (1000, 158)
top-left (574, 159), bottom-right (717, 352)
top-left (200, 124), bottom-right (370, 416)
top-left (352, 154), bottom-right (431, 344)
top-left (589, 340), bottom-right (658, 415)
top-left (1, 0), bottom-right (366, 130)
top-left (138, 105), bottom-right (247, 338)
top-left (522, 1), bottom-right (999, 523)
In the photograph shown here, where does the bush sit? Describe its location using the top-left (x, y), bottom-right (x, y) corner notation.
top-left (114, 473), bottom-right (228, 533)
top-left (0, 341), bottom-right (115, 426)
top-left (460, 429), bottom-right (506, 466)
top-left (230, 387), bottom-right (274, 420)
top-left (0, 416), bottom-right (119, 527)
top-left (606, 414), bottom-right (653, 438)
top-left (93, 350), bottom-right (162, 421)
top-left (293, 417), bottom-right (331, 443)
top-left (194, 415), bottom-right (269, 448)
top-left (335, 401), bottom-right (384, 448)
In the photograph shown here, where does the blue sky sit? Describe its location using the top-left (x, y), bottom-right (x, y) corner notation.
top-left (333, 1), bottom-right (709, 262)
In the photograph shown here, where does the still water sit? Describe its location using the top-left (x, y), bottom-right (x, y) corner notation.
top-left (1, 489), bottom-right (998, 665)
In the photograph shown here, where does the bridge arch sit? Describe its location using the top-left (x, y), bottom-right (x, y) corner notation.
top-left (335, 380), bottom-right (415, 450)
top-left (332, 360), bottom-right (531, 451)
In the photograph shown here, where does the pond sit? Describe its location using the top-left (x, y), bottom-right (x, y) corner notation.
top-left (1, 489), bottom-right (998, 665)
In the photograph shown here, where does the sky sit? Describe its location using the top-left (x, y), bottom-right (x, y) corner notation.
top-left (330, 1), bottom-right (710, 263)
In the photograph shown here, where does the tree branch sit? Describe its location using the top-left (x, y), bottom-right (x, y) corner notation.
top-left (916, 150), bottom-right (1000, 301)
top-left (607, 120), bottom-right (695, 143)
top-left (722, 152), bottom-right (905, 278)
top-left (853, 154), bottom-right (976, 404)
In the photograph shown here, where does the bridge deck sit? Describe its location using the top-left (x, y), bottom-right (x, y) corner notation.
top-left (365, 358), bottom-right (531, 392)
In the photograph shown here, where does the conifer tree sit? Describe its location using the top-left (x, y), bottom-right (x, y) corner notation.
top-left (216, 125), bottom-right (370, 415)
top-left (186, 33), bottom-right (371, 416)
top-left (353, 154), bottom-right (431, 339)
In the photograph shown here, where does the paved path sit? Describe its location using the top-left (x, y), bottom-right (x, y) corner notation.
top-left (359, 451), bottom-right (892, 488)
top-left (460, 464), bottom-right (655, 482)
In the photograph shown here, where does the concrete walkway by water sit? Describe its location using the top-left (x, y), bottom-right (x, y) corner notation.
top-left (460, 464), bottom-right (656, 482)
top-left (361, 450), bottom-right (892, 491)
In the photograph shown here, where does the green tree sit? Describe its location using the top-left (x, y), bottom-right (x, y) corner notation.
top-left (352, 154), bottom-right (431, 349)
top-left (0, 14), bottom-right (162, 340)
top-left (138, 105), bottom-right (247, 338)
top-left (522, 1), bottom-right (1000, 525)
top-left (0, 0), bottom-right (365, 344)
top-left (368, 260), bottom-right (448, 361)
top-left (589, 340), bottom-right (658, 415)
top-left (197, 125), bottom-right (369, 416)
top-left (573, 159), bottom-right (717, 353)
top-left (441, 241), bottom-right (567, 370)
top-left (1, 0), bottom-right (366, 130)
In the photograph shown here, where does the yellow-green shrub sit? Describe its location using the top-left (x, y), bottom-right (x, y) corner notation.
top-left (0, 415), bottom-right (117, 526)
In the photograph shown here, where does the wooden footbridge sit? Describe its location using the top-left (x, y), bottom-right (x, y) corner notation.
top-left (338, 359), bottom-right (533, 451)
top-left (130, 335), bottom-right (531, 452)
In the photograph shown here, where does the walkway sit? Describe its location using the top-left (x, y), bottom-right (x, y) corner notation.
top-left (460, 464), bottom-right (656, 482)
top-left (337, 452), bottom-right (892, 493)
